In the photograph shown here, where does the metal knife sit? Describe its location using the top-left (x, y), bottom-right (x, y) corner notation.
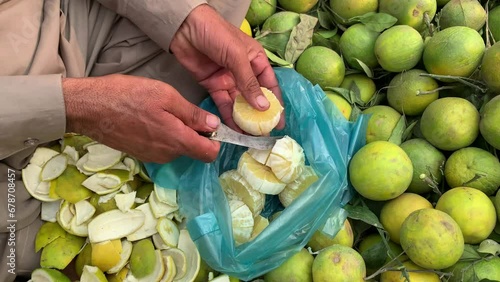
top-left (199, 123), bottom-right (282, 150)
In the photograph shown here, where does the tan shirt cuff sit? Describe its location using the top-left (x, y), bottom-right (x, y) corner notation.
top-left (98, 0), bottom-right (207, 52)
top-left (0, 75), bottom-right (66, 159)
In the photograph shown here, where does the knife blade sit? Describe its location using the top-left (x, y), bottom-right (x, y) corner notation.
top-left (199, 123), bottom-right (281, 150)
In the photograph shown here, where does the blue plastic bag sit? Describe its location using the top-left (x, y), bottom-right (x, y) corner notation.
top-left (145, 68), bottom-right (368, 281)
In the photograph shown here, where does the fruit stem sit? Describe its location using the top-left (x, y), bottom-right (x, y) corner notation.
top-left (419, 174), bottom-right (442, 196)
top-left (416, 86), bottom-right (456, 95)
top-left (424, 12), bottom-right (435, 37)
top-left (485, 0), bottom-right (492, 48)
top-left (419, 74), bottom-right (488, 93)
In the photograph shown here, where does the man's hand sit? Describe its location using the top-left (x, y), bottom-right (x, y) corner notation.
top-left (170, 4), bottom-right (285, 133)
top-left (62, 74), bottom-right (221, 163)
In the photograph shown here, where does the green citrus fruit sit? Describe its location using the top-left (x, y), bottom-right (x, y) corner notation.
top-left (381, 260), bottom-right (441, 282)
top-left (258, 11), bottom-right (300, 57)
top-left (444, 255), bottom-right (500, 282)
top-left (480, 95), bottom-right (500, 149)
top-left (329, 0), bottom-right (378, 25)
top-left (307, 219), bottom-right (354, 252)
top-left (312, 245), bottom-right (366, 281)
top-left (387, 69), bottom-right (439, 116)
top-left (496, 189), bottom-right (500, 222)
top-left (349, 141), bottom-right (413, 201)
top-left (379, 0), bottom-right (437, 31)
top-left (245, 0), bottom-right (277, 27)
top-left (278, 0), bottom-right (318, 13)
top-left (437, 0), bottom-right (452, 6)
top-left (325, 91), bottom-right (352, 120)
top-left (380, 193), bottom-right (433, 244)
top-left (339, 74), bottom-right (376, 104)
top-left (488, 5), bottom-right (500, 42)
top-left (444, 147), bottom-right (500, 195)
top-left (400, 138), bottom-right (446, 194)
top-left (420, 97), bottom-right (480, 151)
top-left (481, 42), bottom-right (500, 94)
top-left (362, 105), bottom-right (402, 143)
top-left (423, 26), bottom-right (485, 77)
top-left (295, 46), bottom-right (345, 89)
top-left (439, 0), bottom-right (487, 31)
top-left (339, 23), bottom-right (380, 70)
top-left (264, 248), bottom-right (314, 281)
top-left (374, 25), bottom-right (424, 72)
top-left (358, 233), bottom-right (404, 275)
top-left (400, 208), bottom-right (464, 270)
top-left (436, 187), bottom-right (497, 244)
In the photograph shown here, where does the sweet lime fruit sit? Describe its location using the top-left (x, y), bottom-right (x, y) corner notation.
top-left (380, 193), bottom-right (433, 244)
top-left (362, 105), bottom-right (402, 143)
top-left (379, 0), bottom-right (437, 31)
top-left (339, 23), bottom-right (380, 70)
top-left (339, 74), bottom-right (376, 104)
top-left (278, 0), bottom-right (318, 13)
top-left (481, 42), bottom-right (500, 94)
top-left (374, 25), bottom-right (424, 72)
top-left (436, 187), bottom-right (497, 244)
top-left (439, 0), bottom-right (487, 31)
top-left (349, 141), bottom-right (413, 201)
top-left (381, 260), bottom-right (441, 282)
top-left (387, 69), bottom-right (439, 116)
top-left (400, 208), bottom-right (464, 270)
top-left (307, 219), bottom-right (354, 252)
top-left (312, 245), bottom-right (366, 281)
top-left (245, 0), bottom-right (277, 27)
top-left (264, 248), bottom-right (314, 282)
top-left (325, 91), bottom-right (352, 120)
top-left (420, 97), bottom-right (480, 151)
top-left (489, 5), bottom-right (500, 42)
top-left (258, 11), bottom-right (300, 57)
top-left (329, 0), bottom-right (378, 25)
top-left (480, 95), bottom-right (500, 149)
top-left (296, 46), bottom-right (346, 89)
top-left (444, 147), bottom-right (500, 195)
top-left (423, 26), bottom-right (485, 77)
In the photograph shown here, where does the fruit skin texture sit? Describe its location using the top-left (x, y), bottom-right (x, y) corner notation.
top-left (400, 138), bottom-right (446, 194)
top-left (439, 0), bottom-right (487, 31)
top-left (312, 244), bottom-right (366, 282)
top-left (444, 147), bottom-right (500, 196)
top-left (489, 6), bottom-right (500, 43)
top-left (379, 0), bottom-right (437, 31)
top-left (380, 193), bottom-right (433, 244)
top-left (278, 0), bottom-right (318, 13)
top-left (436, 187), bottom-right (497, 244)
top-left (374, 25), bottom-right (424, 72)
top-left (387, 69), bottom-right (439, 116)
top-left (329, 0), bottom-right (378, 25)
top-left (295, 46), bottom-right (345, 89)
top-left (339, 74), bottom-right (376, 104)
top-left (264, 248), bottom-right (314, 282)
top-left (325, 91), bottom-right (352, 120)
top-left (420, 97), bottom-right (480, 151)
top-left (444, 257), bottom-right (500, 282)
top-left (496, 189), bottom-right (500, 221)
top-left (362, 105), bottom-right (402, 144)
top-left (339, 23), bottom-right (380, 70)
top-left (481, 42), bottom-right (500, 94)
top-left (400, 208), bottom-right (464, 270)
top-left (423, 26), bottom-right (485, 77)
top-left (380, 260), bottom-right (441, 282)
top-left (258, 11), bottom-right (300, 57)
top-left (349, 141), bottom-right (413, 201)
top-left (480, 95), bottom-right (500, 150)
top-left (307, 219), bottom-right (354, 252)
top-left (245, 0), bottom-right (277, 27)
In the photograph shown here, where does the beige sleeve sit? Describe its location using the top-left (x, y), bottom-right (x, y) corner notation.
top-left (0, 75), bottom-right (66, 160)
top-left (96, 0), bottom-right (208, 52)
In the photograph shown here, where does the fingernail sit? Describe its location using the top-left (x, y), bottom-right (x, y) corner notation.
top-left (256, 95), bottom-right (269, 108)
top-left (206, 115), bottom-right (220, 129)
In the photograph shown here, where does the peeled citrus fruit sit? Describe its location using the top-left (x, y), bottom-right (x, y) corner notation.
top-left (229, 199), bottom-right (254, 245)
top-left (237, 151), bottom-right (286, 195)
top-left (278, 166), bottom-right (318, 207)
top-left (266, 136), bottom-right (306, 184)
top-left (219, 169), bottom-right (265, 217)
top-left (233, 87), bottom-right (283, 136)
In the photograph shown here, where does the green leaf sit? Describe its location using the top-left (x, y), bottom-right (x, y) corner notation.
top-left (402, 119), bottom-right (419, 142)
top-left (316, 29), bottom-right (337, 39)
top-left (350, 104), bottom-right (362, 122)
top-left (345, 204), bottom-right (383, 229)
top-left (324, 87), bottom-right (353, 103)
top-left (355, 58), bottom-right (374, 78)
top-left (347, 12), bottom-right (398, 32)
top-left (348, 81), bottom-right (365, 105)
top-left (312, 33), bottom-right (334, 49)
top-left (459, 244), bottom-right (482, 261)
top-left (477, 239), bottom-right (500, 256)
top-left (317, 10), bottom-right (335, 29)
top-left (388, 115), bottom-right (407, 145)
top-left (360, 241), bottom-right (388, 269)
top-left (284, 14), bottom-right (318, 64)
top-left (264, 48), bottom-right (293, 68)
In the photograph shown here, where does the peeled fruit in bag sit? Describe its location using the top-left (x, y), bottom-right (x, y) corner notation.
top-left (307, 218), bottom-right (354, 252)
top-left (266, 136), bottom-right (306, 184)
top-left (379, 193), bottom-right (433, 244)
top-left (436, 187), bottom-right (497, 244)
top-left (349, 141), bottom-right (413, 201)
top-left (279, 166), bottom-right (318, 207)
top-left (250, 215), bottom-right (269, 240)
top-left (229, 199), bottom-right (254, 245)
top-left (237, 151), bottom-right (286, 195)
top-left (219, 169), bottom-right (265, 217)
top-left (232, 87), bottom-right (283, 136)
top-left (312, 244), bottom-right (366, 281)
top-left (380, 260), bottom-right (441, 282)
top-left (400, 208), bottom-right (464, 270)
top-left (264, 248), bottom-right (314, 282)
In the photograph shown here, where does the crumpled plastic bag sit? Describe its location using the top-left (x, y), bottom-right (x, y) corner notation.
top-left (145, 67), bottom-right (369, 281)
